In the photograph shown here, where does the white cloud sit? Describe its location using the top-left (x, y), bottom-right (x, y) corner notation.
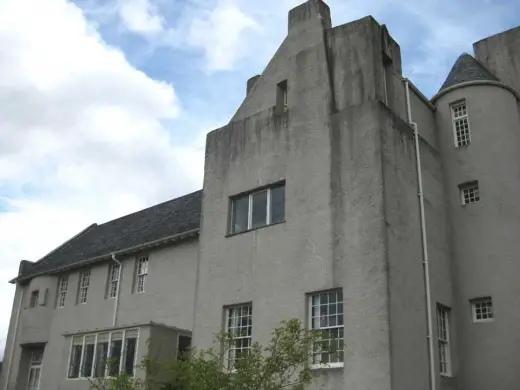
top-left (186, 0), bottom-right (261, 71)
top-left (0, 0), bottom-right (205, 357)
top-left (118, 0), bottom-right (165, 35)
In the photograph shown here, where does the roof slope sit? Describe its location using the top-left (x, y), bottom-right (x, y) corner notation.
top-left (19, 190), bottom-right (202, 280)
top-left (439, 53), bottom-right (498, 91)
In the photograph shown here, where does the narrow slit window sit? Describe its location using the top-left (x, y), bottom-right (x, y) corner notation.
top-left (136, 256), bottom-right (148, 293)
top-left (437, 304), bottom-right (451, 376)
top-left (451, 101), bottom-right (471, 147)
top-left (276, 80), bottom-right (288, 114)
top-left (79, 270), bottom-right (91, 304)
top-left (29, 290), bottom-right (39, 308)
top-left (108, 264), bottom-right (120, 299)
top-left (58, 275), bottom-right (69, 308)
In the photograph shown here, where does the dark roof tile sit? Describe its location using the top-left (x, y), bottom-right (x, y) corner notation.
top-left (20, 190), bottom-right (202, 279)
top-left (440, 53), bottom-right (498, 91)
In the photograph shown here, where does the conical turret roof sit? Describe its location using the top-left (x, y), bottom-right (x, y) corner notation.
top-left (439, 53), bottom-right (498, 91)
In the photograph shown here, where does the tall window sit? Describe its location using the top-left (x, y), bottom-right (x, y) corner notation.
top-left (27, 348), bottom-right (44, 390)
top-left (108, 264), bottom-right (120, 299)
top-left (230, 183), bottom-right (285, 234)
top-left (276, 80), bottom-right (288, 114)
top-left (471, 297), bottom-right (494, 322)
top-left (451, 100), bottom-right (471, 147)
top-left (459, 181), bottom-right (480, 205)
top-left (225, 304), bottom-right (252, 369)
top-left (437, 305), bottom-right (451, 376)
top-left (309, 289), bottom-right (344, 367)
top-left (58, 275), bottom-right (69, 308)
top-left (136, 256), bottom-right (148, 293)
top-left (79, 270), bottom-right (91, 304)
top-left (29, 290), bottom-right (39, 308)
top-left (68, 329), bottom-right (139, 379)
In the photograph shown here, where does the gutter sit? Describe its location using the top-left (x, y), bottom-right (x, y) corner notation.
top-left (431, 79), bottom-right (520, 103)
top-left (404, 78), bottom-right (436, 390)
top-left (11, 228), bottom-right (200, 284)
top-left (111, 254), bottom-right (122, 327)
top-left (3, 286), bottom-right (24, 390)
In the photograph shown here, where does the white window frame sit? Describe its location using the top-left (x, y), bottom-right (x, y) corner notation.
top-left (26, 349), bottom-right (44, 390)
top-left (450, 100), bottom-right (471, 147)
top-left (437, 305), bottom-right (451, 376)
top-left (230, 183), bottom-right (285, 234)
top-left (79, 270), bottom-right (91, 304)
top-left (136, 256), bottom-right (148, 293)
top-left (308, 289), bottom-right (344, 369)
top-left (460, 181), bottom-right (480, 205)
top-left (58, 275), bottom-right (69, 308)
top-left (224, 303), bottom-right (253, 371)
top-left (471, 297), bottom-right (494, 323)
top-left (108, 264), bottom-right (120, 299)
top-left (66, 328), bottom-right (139, 380)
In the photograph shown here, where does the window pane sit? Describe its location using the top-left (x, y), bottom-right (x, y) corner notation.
top-left (108, 339), bottom-right (122, 376)
top-left (232, 196), bottom-right (249, 233)
top-left (95, 342), bottom-right (109, 377)
top-left (123, 338), bottom-right (137, 376)
top-left (82, 343), bottom-right (95, 377)
top-left (251, 191), bottom-right (267, 229)
top-left (68, 345), bottom-right (82, 378)
top-left (270, 185), bottom-right (285, 224)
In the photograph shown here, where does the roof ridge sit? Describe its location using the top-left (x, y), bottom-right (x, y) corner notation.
top-left (97, 189), bottom-right (202, 227)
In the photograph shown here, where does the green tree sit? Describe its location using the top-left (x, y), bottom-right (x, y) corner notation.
top-left (89, 319), bottom-right (339, 390)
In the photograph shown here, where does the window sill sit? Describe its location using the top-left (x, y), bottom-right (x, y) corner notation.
top-left (440, 373), bottom-right (453, 378)
top-left (311, 362), bottom-right (344, 371)
top-left (226, 220), bottom-right (286, 238)
top-left (473, 318), bottom-right (494, 323)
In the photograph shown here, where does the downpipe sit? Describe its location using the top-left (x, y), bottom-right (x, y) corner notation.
top-left (404, 78), bottom-right (437, 390)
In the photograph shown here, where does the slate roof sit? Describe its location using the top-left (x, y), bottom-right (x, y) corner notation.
top-left (439, 53), bottom-right (498, 91)
top-left (16, 190), bottom-right (202, 281)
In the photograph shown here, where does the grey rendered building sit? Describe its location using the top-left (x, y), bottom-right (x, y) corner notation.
top-left (2, 1), bottom-right (520, 389)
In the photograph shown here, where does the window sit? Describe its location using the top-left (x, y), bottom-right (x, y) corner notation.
top-left (460, 181), bottom-right (480, 205)
top-left (309, 289), bottom-right (344, 367)
top-left (229, 183), bottom-right (285, 234)
top-left (68, 329), bottom-right (139, 379)
top-left (451, 100), bottom-right (471, 147)
top-left (78, 270), bottom-right (91, 304)
top-left (29, 290), bottom-right (39, 308)
top-left (276, 80), bottom-right (288, 114)
top-left (27, 348), bottom-right (44, 390)
top-left (108, 264), bottom-right (120, 299)
top-left (177, 335), bottom-right (191, 361)
top-left (136, 256), bottom-right (148, 293)
top-left (58, 275), bottom-right (69, 308)
top-left (437, 305), bottom-right (451, 376)
top-left (471, 297), bottom-right (494, 322)
top-left (225, 304), bottom-right (252, 370)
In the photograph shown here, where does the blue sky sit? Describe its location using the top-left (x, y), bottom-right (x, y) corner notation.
top-left (0, 0), bottom-right (519, 357)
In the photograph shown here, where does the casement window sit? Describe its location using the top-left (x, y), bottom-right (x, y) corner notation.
top-left (309, 289), bottom-right (344, 368)
top-left (177, 335), bottom-right (191, 361)
top-left (29, 290), bottom-right (39, 308)
top-left (135, 256), bottom-right (148, 293)
top-left (78, 270), bottom-right (91, 304)
top-left (26, 348), bottom-right (44, 390)
top-left (58, 275), bottom-right (69, 308)
top-left (225, 304), bottom-right (253, 369)
top-left (459, 181), bottom-right (480, 205)
top-left (229, 183), bottom-right (285, 234)
top-left (108, 264), bottom-right (120, 299)
top-left (67, 329), bottom-right (139, 379)
top-left (437, 305), bottom-right (451, 376)
top-left (471, 297), bottom-right (494, 322)
top-left (451, 100), bottom-right (471, 147)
